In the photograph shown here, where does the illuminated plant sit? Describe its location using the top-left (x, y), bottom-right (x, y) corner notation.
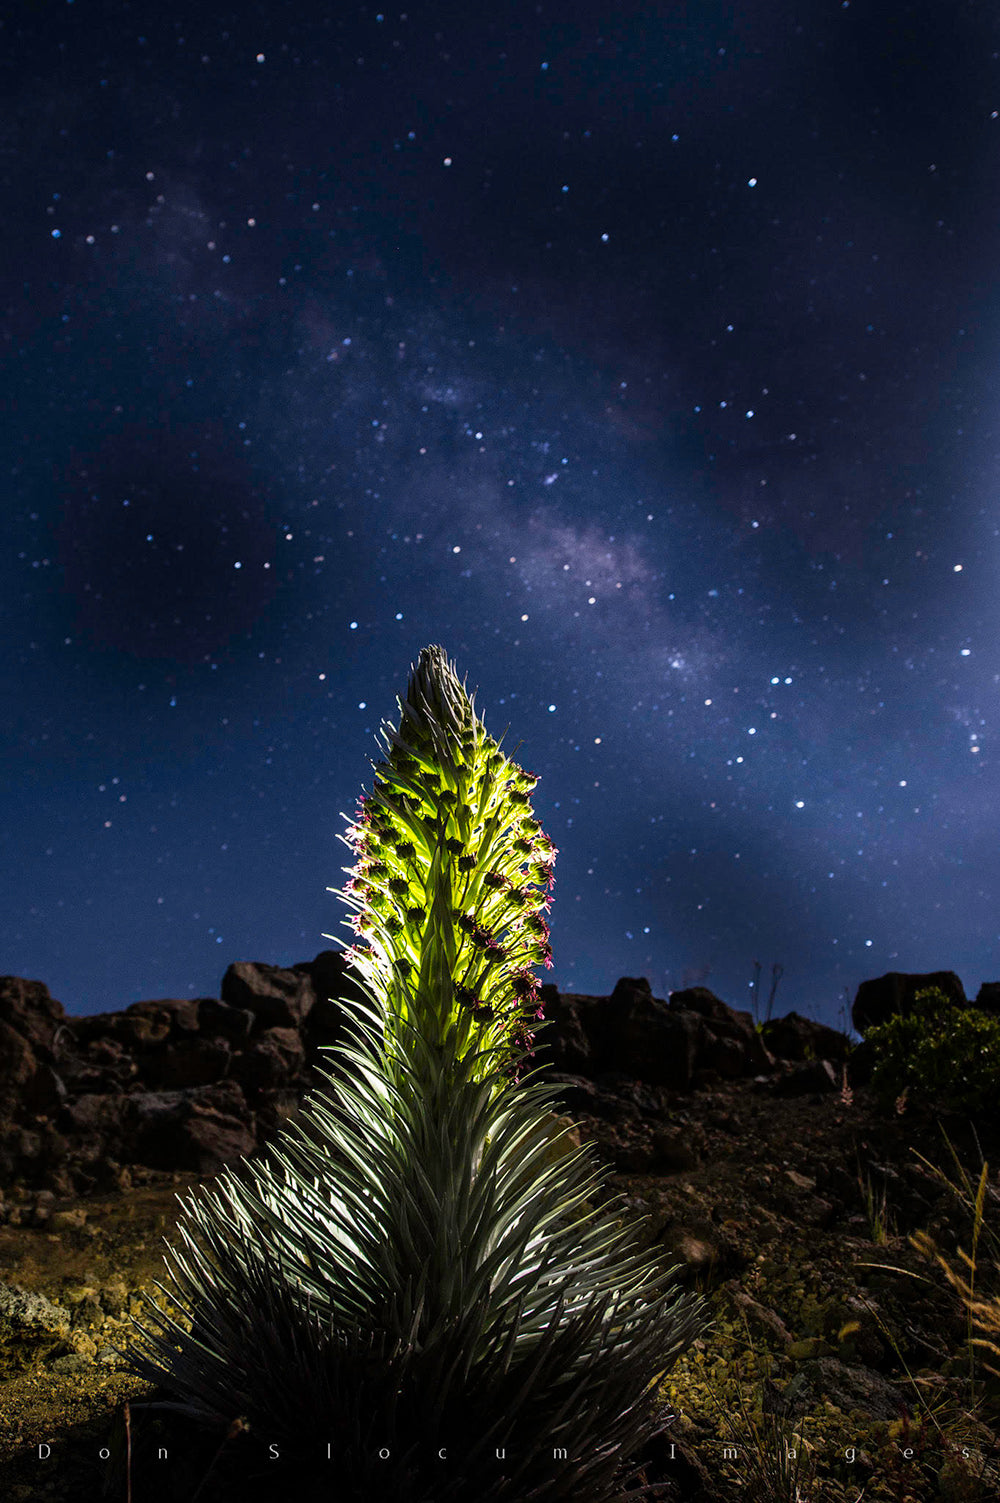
top-left (337, 640), bottom-right (557, 1090)
top-left (123, 645), bottom-right (708, 1502)
top-left (866, 986), bottom-right (1000, 1118)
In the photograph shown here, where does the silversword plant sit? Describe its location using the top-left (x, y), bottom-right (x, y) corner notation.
top-left (124, 645), bottom-right (708, 1501)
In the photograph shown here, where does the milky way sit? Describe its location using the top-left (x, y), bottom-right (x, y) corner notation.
top-left (3, 3), bottom-right (999, 1027)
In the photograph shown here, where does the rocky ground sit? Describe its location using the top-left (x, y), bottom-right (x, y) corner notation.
top-left (1, 963), bottom-right (999, 1501)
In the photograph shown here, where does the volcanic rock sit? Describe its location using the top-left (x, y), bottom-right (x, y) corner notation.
top-left (0, 1282), bottom-right (72, 1340)
top-left (197, 998), bottom-right (255, 1042)
top-left (0, 1022), bottom-right (39, 1117)
top-left (798, 1357), bottom-right (908, 1423)
top-left (759, 1010), bottom-right (851, 1064)
top-left (229, 1027), bottom-right (305, 1088)
top-left (975, 982), bottom-right (1000, 1018)
top-left (607, 979), bottom-right (705, 1090)
top-left (851, 970), bottom-right (967, 1036)
top-left (128, 1083), bottom-right (257, 1175)
top-left (221, 961), bottom-right (316, 1028)
top-left (0, 959), bottom-right (902, 1198)
top-left (538, 978), bottom-right (776, 1092)
top-left (0, 976), bottom-right (66, 1054)
top-left (149, 1037), bottom-right (234, 1089)
top-left (0, 977), bottom-right (67, 1117)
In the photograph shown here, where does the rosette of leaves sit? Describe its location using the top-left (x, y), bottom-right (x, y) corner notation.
top-left (123, 646), bottom-right (708, 1502)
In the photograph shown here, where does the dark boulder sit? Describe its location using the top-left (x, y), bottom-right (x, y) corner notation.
top-left (0, 976), bottom-right (66, 1054)
top-left (230, 1027), bottom-right (306, 1089)
top-left (0, 1022), bottom-right (38, 1117)
top-left (127, 1082), bottom-right (256, 1175)
top-left (607, 979), bottom-right (704, 1091)
top-left (801, 1357), bottom-right (908, 1423)
top-left (541, 1073), bottom-right (635, 1124)
top-left (125, 998), bottom-right (201, 1036)
top-left (0, 977), bottom-right (68, 1117)
top-left (0, 958), bottom-right (360, 1193)
top-left (552, 1071), bottom-right (673, 1124)
top-left (975, 982), bottom-right (1000, 1019)
top-left (221, 961), bottom-right (316, 1029)
top-left (668, 985), bottom-right (747, 1029)
top-left (534, 978), bottom-right (779, 1092)
top-left (702, 1034), bottom-right (750, 1080)
top-left (61, 1092), bottom-right (127, 1139)
top-left (295, 951), bottom-right (379, 1063)
top-left (197, 999), bottom-right (255, 1042)
top-left (294, 949), bottom-right (371, 1008)
top-left (534, 989), bottom-right (599, 1074)
top-left (649, 1128), bottom-right (701, 1173)
top-left (845, 1039), bottom-right (876, 1086)
top-left (26, 1062), bottom-right (68, 1115)
top-left (69, 1035), bottom-right (140, 1090)
top-left (69, 1008), bottom-right (173, 1050)
top-left (669, 985), bottom-right (774, 1078)
top-left (760, 1011), bottom-right (851, 1064)
top-left (852, 971), bottom-right (966, 1037)
top-left (150, 1038), bottom-right (233, 1090)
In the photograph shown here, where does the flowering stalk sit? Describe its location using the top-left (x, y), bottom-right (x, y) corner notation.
top-left (333, 644), bottom-right (555, 1090)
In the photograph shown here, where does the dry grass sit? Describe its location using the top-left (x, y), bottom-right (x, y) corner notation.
top-left (692, 1101), bottom-right (1000, 1503)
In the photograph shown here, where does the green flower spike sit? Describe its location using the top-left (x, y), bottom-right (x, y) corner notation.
top-left (341, 644), bottom-right (555, 1089)
top-left (122, 645), bottom-right (709, 1502)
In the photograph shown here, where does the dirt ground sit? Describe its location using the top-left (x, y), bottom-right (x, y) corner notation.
top-left (0, 1174), bottom-right (204, 1500)
top-left (2, 1081), bottom-right (999, 1502)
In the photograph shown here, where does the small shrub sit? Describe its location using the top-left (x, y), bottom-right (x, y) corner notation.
top-left (866, 987), bottom-right (1000, 1118)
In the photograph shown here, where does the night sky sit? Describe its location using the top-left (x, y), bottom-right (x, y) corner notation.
top-left (4, 2), bottom-right (999, 1031)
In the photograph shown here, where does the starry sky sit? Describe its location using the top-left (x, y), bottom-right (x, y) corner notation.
top-left (4, 1), bottom-right (999, 1031)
